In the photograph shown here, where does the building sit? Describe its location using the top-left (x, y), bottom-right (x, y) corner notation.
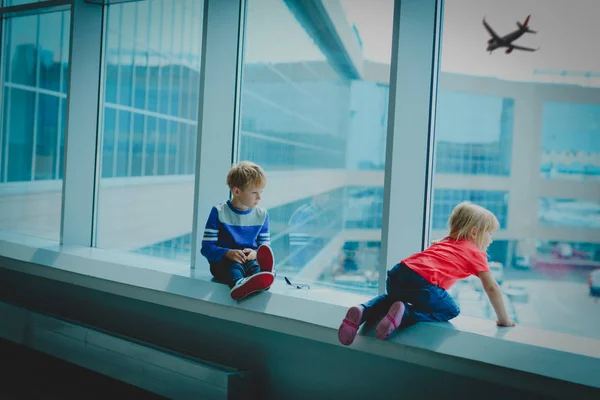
top-left (0, 0), bottom-right (598, 399)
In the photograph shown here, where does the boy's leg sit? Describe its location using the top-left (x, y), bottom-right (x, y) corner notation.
top-left (230, 272), bottom-right (275, 301)
top-left (210, 261), bottom-right (245, 288)
top-left (243, 260), bottom-right (261, 277)
top-left (257, 245), bottom-right (275, 274)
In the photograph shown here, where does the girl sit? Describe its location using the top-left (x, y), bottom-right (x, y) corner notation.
top-left (338, 201), bottom-right (515, 346)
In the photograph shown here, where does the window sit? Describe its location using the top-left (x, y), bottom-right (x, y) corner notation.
top-left (238, 0), bottom-right (393, 294)
top-left (539, 198), bottom-right (600, 229)
top-left (436, 92), bottom-right (513, 176)
top-left (432, 0), bottom-right (600, 340)
top-left (541, 102), bottom-right (600, 181)
top-left (0, 9), bottom-right (70, 240)
top-left (95, 0), bottom-right (203, 261)
top-left (431, 190), bottom-right (508, 231)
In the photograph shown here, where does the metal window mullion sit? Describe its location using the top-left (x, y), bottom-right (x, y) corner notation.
top-left (191, 0), bottom-right (244, 269)
top-left (61, 0), bottom-right (104, 246)
top-left (0, 16), bottom-right (8, 182)
top-left (153, 0), bottom-right (164, 176)
top-left (184, 1), bottom-right (198, 175)
top-left (164, 0), bottom-right (176, 175)
top-left (140, 0), bottom-right (152, 177)
top-left (30, 14), bottom-right (42, 182)
top-left (126, 1), bottom-right (138, 177)
top-left (2, 86), bottom-right (10, 183)
top-left (112, 6), bottom-right (123, 178)
top-left (55, 11), bottom-right (66, 180)
top-left (174, 1), bottom-right (187, 175)
top-left (378, 0), bottom-right (442, 293)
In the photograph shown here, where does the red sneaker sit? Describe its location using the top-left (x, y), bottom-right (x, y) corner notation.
top-left (257, 244), bottom-right (275, 274)
top-left (230, 272), bottom-right (274, 301)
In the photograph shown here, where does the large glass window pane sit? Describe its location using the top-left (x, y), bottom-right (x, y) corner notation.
top-left (0, 11), bottom-right (70, 240)
top-left (431, 1), bottom-right (600, 339)
top-left (96, 0), bottom-right (203, 262)
top-left (237, 0), bottom-right (393, 295)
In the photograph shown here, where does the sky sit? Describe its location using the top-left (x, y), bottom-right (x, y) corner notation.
top-left (341, 0), bottom-right (600, 83)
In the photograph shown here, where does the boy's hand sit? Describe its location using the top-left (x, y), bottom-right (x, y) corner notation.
top-left (496, 319), bottom-right (516, 327)
top-left (243, 248), bottom-right (257, 261)
top-left (225, 250), bottom-right (246, 264)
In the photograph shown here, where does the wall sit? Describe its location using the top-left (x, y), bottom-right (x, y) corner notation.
top-left (1, 265), bottom-right (596, 400)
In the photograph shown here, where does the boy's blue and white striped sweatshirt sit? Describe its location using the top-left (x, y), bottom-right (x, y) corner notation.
top-left (200, 200), bottom-right (270, 262)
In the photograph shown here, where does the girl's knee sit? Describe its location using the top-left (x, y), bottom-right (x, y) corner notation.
top-left (449, 304), bottom-right (460, 319)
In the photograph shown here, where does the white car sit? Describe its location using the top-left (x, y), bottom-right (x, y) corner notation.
top-left (514, 255), bottom-right (531, 270)
top-left (589, 269), bottom-right (600, 297)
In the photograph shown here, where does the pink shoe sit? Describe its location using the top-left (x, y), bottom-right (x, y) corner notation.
top-left (230, 272), bottom-right (274, 301)
top-left (375, 301), bottom-right (405, 340)
top-left (338, 306), bottom-right (363, 346)
top-left (257, 244), bottom-right (275, 274)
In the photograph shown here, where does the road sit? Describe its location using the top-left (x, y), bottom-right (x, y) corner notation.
top-left (455, 266), bottom-right (600, 340)
top-left (504, 267), bottom-right (600, 340)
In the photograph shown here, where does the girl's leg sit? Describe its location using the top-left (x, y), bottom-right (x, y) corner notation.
top-left (360, 293), bottom-right (393, 324)
top-left (376, 285), bottom-right (459, 340)
top-left (402, 285), bottom-right (460, 324)
top-left (375, 301), bottom-right (406, 340)
top-left (338, 292), bottom-right (394, 346)
top-left (375, 264), bottom-right (436, 339)
top-left (338, 305), bottom-right (364, 346)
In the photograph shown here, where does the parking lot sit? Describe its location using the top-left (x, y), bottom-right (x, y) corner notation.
top-left (454, 265), bottom-right (600, 339)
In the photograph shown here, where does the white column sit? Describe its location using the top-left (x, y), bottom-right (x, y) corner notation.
top-left (60, 0), bottom-right (103, 246)
top-left (379, 0), bottom-right (442, 292)
top-left (191, 0), bottom-right (245, 269)
top-left (507, 88), bottom-right (543, 256)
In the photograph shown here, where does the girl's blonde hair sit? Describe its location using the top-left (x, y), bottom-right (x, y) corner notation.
top-left (447, 201), bottom-right (499, 249)
top-left (227, 161), bottom-right (266, 190)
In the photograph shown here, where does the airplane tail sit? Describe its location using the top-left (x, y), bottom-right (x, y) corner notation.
top-left (517, 15), bottom-right (536, 33)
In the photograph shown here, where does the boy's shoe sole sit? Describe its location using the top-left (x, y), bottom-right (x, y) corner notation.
top-left (257, 244), bottom-right (275, 274)
top-left (230, 272), bottom-right (274, 301)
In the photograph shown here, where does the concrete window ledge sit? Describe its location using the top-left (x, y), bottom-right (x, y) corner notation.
top-left (0, 232), bottom-right (599, 398)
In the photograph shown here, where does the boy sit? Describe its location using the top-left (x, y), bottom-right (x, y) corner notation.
top-left (201, 161), bottom-right (275, 301)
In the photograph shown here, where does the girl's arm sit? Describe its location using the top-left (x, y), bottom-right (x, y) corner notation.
top-left (478, 271), bottom-right (515, 327)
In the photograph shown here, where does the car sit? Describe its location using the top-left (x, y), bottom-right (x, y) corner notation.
top-left (589, 269), bottom-right (600, 297)
top-left (514, 255), bottom-right (531, 270)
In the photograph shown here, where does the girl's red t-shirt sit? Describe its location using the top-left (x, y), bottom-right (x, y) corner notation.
top-left (402, 238), bottom-right (490, 290)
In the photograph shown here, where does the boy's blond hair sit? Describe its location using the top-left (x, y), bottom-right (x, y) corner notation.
top-left (226, 161), bottom-right (266, 190)
top-left (447, 201), bottom-right (499, 250)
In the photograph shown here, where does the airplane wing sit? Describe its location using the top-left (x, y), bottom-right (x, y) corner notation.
top-left (511, 44), bottom-right (539, 52)
top-left (482, 17), bottom-right (500, 39)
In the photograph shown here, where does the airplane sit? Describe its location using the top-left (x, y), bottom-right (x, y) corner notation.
top-left (483, 15), bottom-right (539, 54)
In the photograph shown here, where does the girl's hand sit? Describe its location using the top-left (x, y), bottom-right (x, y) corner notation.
top-left (497, 319), bottom-right (516, 327)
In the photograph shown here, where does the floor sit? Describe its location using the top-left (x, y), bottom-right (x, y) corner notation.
top-left (0, 339), bottom-right (165, 400)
